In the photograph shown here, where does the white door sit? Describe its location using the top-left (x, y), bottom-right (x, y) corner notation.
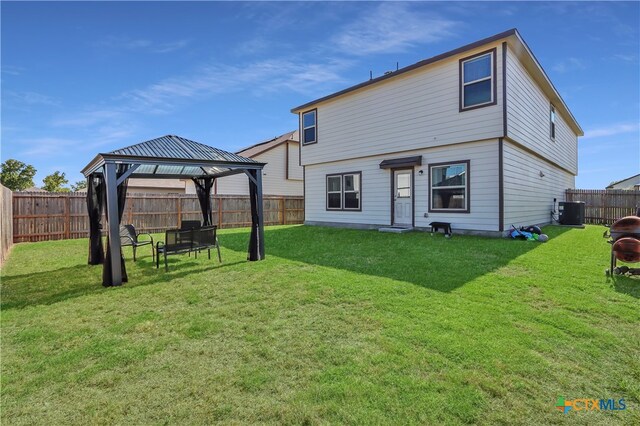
top-left (394, 171), bottom-right (412, 226)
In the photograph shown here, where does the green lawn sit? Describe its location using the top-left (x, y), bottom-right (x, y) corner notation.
top-left (1, 225), bottom-right (638, 424)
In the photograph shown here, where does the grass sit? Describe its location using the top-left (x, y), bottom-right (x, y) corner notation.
top-left (1, 225), bottom-right (639, 425)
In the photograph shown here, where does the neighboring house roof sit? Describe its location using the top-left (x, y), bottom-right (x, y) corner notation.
top-left (606, 173), bottom-right (640, 189)
top-left (22, 186), bottom-right (46, 192)
top-left (236, 130), bottom-right (299, 158)
top-left (291, 28), bottom-right (583, 136)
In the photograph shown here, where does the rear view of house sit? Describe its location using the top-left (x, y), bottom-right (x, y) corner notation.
top-left (291, 29), bottom-right (583, 234)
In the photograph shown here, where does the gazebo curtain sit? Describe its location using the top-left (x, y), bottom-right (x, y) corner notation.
top-left (87, 173), bottom-right (105, 265)
top-left (102, 164), bottom-right (131, 286)
top-left (192, 177), bottom-right (215, 226)
top-left (247, 169), bottom-right (264, 261)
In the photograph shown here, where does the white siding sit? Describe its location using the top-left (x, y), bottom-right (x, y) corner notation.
top-left (216, 144), bottom-right (303, 196)
top-left (287, 142), bottom-right (303, 180)
top-left (127, 178), bottom-right (187, 194)
top-left (301, 44), bottom-right (504, 166)
top-left (305, 140), bottom-right (500, 231)
top-left (503, 140), bottom-right (575, 227)
top-left (506, 46), bottom-right (578, 174)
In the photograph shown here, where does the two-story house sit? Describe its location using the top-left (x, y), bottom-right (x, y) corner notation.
top-left (291, 29), bottom-right (583, 235)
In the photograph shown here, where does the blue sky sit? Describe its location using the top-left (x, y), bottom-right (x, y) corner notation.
top-left (2, 1), bottom-right (639, 189)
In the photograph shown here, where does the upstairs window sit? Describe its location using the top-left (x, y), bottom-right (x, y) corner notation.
top-left (550, 105), bottom-right (556, 139)
top-left (460, 49), bottom-right (496, 110)
top-left (327, 172), bottom-right (361, 211)
top-left (302, 109), bottom-right (317, 144)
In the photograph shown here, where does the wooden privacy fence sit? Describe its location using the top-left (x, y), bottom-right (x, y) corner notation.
top-left (12, 192), bottom-right (304, 243)
top-left (1, 185), bottom-right (12, 265)
top-left (565, 189), bottom-right (640, 224)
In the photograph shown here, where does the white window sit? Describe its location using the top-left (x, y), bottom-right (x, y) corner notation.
top-left (327, 175), bottom-right (342, 209)
top-left (429, 162), bottom-right (469, 212)
top-left (302, 110), bottom-right (317, 144)
top-left (461, 51), bottom-right (494, 109)
top-left (327, 172), bottom-right (361, 211)
top-left (550, 105), bottom-right (556, 139)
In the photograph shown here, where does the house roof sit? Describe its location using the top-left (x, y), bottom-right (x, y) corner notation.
top-left (236, 130), bottom-right (299, 158)
top-left (82, 134), bottom-right (264, 179)
top-left (606, 173), bottom-right (640, 189)
top-left (21, 186), bottom-right (47, 192)
top-left (291, 28), bottom-right (583, 136)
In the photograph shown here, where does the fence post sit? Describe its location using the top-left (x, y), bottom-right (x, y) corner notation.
top-left (128, 197), bottom-right (133, 224)
top-left (177, 197), bottom-right (182, 228)
top-left (64, 195), bottom-right (71, 239)
top-left (218, 197), bottom-right (223, 229)
top-left (281, 197), bottom-right (286, 225)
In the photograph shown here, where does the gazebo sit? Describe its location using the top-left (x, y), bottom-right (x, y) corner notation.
top-left (81, 135), bottom-right (266, 286)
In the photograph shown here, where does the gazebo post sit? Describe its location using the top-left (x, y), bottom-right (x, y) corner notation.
top-left (104, 162), bottom-right (123, 286)
top-left (255, 169), bottom-right (265, 259)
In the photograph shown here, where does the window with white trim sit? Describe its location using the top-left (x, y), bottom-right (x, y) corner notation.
top-left (461, 51), bottom-right (494, 109)
top-left (550, 105), bottom-right (556, 139)
top-left (326, 172), bottom-right (361, 210)
top-left (302, 110), bottom-right (317, 144)
top-left (429, 162), bottom-right (469, 212)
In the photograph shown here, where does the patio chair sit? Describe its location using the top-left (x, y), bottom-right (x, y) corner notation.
top-left (120, 224), bottom-right (154, 261)
top-left (155, 226), bottom-right (221, 270)
top-left (180, 220), bottom-right (202, 230)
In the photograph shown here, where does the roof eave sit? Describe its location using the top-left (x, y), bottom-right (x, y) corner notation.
top-left (510, 32), bottom-right (584, 137)
top-left (81, 153), bottom-right (106, 177)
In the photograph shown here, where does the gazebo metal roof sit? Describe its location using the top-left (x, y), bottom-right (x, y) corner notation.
top-left (82, 134), bottom-right (265, 179)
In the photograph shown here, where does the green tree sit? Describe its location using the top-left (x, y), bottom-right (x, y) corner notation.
top-left (71, 180), bottom-right (87, 192)
top-left (42, 171), bottom-right (70, 192)
top-left (0, 159), bottom-right (37, 191)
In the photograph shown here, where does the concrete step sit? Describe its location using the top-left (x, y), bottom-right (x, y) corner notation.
top-left (378, 226), bottom-right (413, 233)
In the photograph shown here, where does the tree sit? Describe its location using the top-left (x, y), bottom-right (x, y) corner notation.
top-left (42, 171), bottom-right (70, 192)
top-left (0, 159), bottom-right (37, 191)
top-left (71, 180), bottom-right (87, 192)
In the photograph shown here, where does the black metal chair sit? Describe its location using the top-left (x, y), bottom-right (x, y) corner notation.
top-left (193, 225), bottom-right (222, 263)
top-left (156, 226), bottom-right (221, 270)
top-left (180, 220), bottom-right (202, 230)
top-left (120, 224), bottom-right (154, 261)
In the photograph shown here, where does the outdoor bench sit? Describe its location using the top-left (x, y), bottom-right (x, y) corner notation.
top-left (156, 225), bottom-right (222, 270)
top-left (430, 221), bottom-right (452, 237)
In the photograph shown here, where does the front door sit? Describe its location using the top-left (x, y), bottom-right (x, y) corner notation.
top-left (393, 170), bottom-right (412, 226)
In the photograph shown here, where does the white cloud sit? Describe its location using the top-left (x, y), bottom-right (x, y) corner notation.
top-left (583, 122), bottom-right (640, 139)
top-left (51, 110), bottom-right (124, 127)
top-left (1, 65), bottom-right (25, 76)
top-left (332, 3), bottom-right (458, 56)
top-left (19, 137), bottom-right (80, 157)
top-left (552, 57), bottom-right (586, 73)
top-left (94, 36), bottom-right (190, 54)
top-left (613, 53), bottom-right (637, 62)
top-left (7, 91), bottom-right (59, 107)
top-left (119, 58), bottom-right (352, 111)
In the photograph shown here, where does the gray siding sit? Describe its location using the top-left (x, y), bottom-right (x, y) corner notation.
top-left (287, 142), bottom-right (303, 180)
top-left (503, 140), bottom-right (575, 227)
top-left (506, 46), bottom-right (578, 174)
top-left (301, 43), bottom-right (505, 166)
top-left (305, 140), bottom-right (500, 231)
